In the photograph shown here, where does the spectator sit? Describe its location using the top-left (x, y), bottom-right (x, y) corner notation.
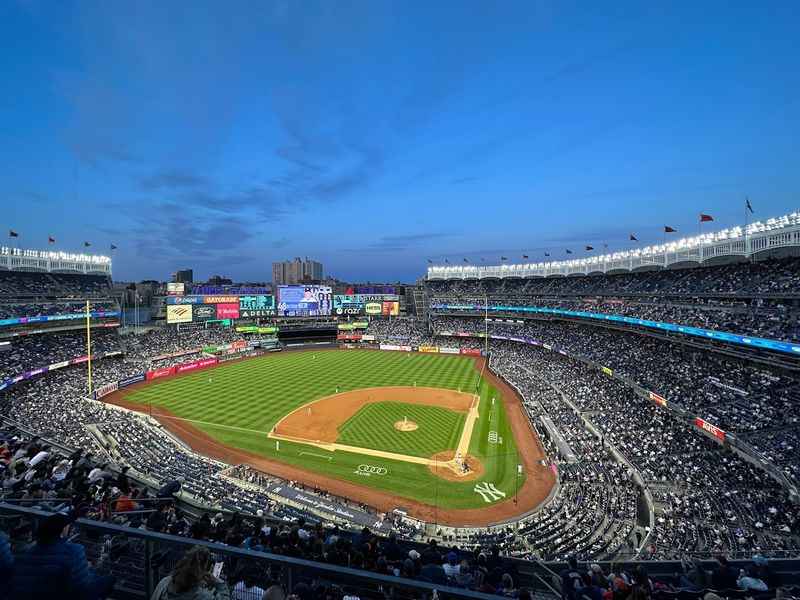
top-left (150, 546), bottom-right (230, 600)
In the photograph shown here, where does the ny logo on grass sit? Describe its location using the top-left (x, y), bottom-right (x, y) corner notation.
top-left (473, 482), bottom-right (506, 503)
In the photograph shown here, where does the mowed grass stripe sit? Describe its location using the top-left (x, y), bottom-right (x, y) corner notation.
top-left (122, 350), bottom-right (526, 510)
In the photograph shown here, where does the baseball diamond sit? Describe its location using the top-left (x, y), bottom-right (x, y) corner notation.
top-left (107, 349), bottom-right (555, 524)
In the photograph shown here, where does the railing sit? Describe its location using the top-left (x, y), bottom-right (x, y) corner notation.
top-left (0, 503), bottom-right (521, 600)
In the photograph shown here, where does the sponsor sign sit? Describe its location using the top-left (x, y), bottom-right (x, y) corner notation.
top-left (167, 282), bottom-right (185, 295)
top-left (203, 295), bottom-right (239, 304)
top-left (166, 295), bottom-right (204, 305)
top-left (439, 347), bottom-right (460, 354)
top-left (167, 305), bottom-right (193, 324)
top-left (216, 303), bottom-right (240, 319)
top-left (146, 366), bottom-right (176, 380)
top-left (365, 302), bottom-right (382, 315)
top-left (337, 333), bottom-right (362, 341)
top-left (119, 374), bottom-right (146, 388)
top-left (239, 295), bottom-right (275, 318)
top-left (460, 348), bottom-right (481, 356)
top-left (192, 305), bottom-right (216, 321)
top-left (176, 357), bottom-right (218, 374)
top-left (381, 301), bottom-right (400, 316)
top-left (232, 340), bottom-right (247, 350)
top-left (353, 321), bottom-right (369, 329)
top-left (70, 356), bottom-right (89, 365)
top-left (95, 382), bottom-right (119, 399)
top-left (338, 323), bottom-right (355, 330)
top-left (399, 345), bottom-right (413, 352)
top-left (361, 335), bottom-right (376, 341)
top-left (335, 307), bottom-right (362, 316)
top-left (379, 343), bottom-right (401, 351)
top-left (418, 345), bottom-right (439, 353)
top-left (601, 366), bottom-right (613, 376)
top-left (694, 417), bottom-right (726, 442)
top-left (648, 391), bottom-right (667, 407)
top-left (48, 360), bottom-right (70, 371)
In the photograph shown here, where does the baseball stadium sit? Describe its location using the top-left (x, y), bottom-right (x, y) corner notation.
top-left (4, 4), bottom-right (800, 598)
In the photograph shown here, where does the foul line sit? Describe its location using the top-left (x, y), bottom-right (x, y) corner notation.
top-left (140, 412), bottom-right (269, 436)
top-left (298, 451), bottom-right (333, 461)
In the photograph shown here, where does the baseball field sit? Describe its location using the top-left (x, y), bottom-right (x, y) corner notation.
top-left (109, 349), bottom-right (554, 525)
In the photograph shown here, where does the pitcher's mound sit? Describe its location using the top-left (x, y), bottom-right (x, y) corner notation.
top-left (428, 450), bottom-right (484, 482)
top-left (394, 420), bottom-right (419, 432)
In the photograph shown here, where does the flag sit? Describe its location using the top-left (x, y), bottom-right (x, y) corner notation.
top-left (463, 258), bottom-right (468, 263)
top-left (522, 254), bottom-right (529, 259)
top-left (585, 245), bottom-right (594, 251)
top-left (444, 258), bottom-right (449, 263)
top-left (9, 230), bottom-right (18, 238)
top-left (746, 197), bottom-right (753, 213)
top-left (500, 256), bottom-right (507, 261)
top-left (544, 252), bottom-right (550, 257)
top-left (48, 236), bottom-right (55, 244)
top-left (110, 244), bottom-right (117, 251)
top-left (630, 233), bottom-right (638, 241)
top-left (603, 243), bottom-right (608, 250)
top-left (699, 213), bottom-right (713, 222)
top-left (566, 249), bottom-right (573, 254)
top-left (664, 226), bottom-right (676, 233)
top-left (83, 241), bottom-right (91, 247)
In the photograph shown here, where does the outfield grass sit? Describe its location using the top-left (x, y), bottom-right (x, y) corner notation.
top-left (123, 350), bottom-right (523, 510)
top-left (337, 401), bottom-right (465, 458)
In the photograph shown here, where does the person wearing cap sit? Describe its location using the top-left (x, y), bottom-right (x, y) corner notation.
top-left (442, 551), bottom-right (461, 579)
top-left (9, 512), bottom-right (115, 600)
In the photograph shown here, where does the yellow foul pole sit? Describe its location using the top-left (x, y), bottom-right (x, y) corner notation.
top-left (86, 300), bottom-right (93, 397)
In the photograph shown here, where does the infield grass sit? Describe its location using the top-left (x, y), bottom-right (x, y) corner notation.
top-left (121, 350), bottom-right (523, 510)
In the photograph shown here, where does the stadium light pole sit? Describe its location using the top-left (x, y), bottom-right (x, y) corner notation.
top-left (483, 294), bottom-right (488, 357)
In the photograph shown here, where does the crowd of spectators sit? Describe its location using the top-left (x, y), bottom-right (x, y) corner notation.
top-left (0, 299), bottom-right (118, 320)
top-left (427, 257), bottom-right (800, 342)
top-left (0, 271), bottom-right (111, 298)
top-left (427, 256), bottom-right (800, 297)
top-left (431, 315), bottom-right (800, 488)
top-left (364, 318), bottom-right (432, 346)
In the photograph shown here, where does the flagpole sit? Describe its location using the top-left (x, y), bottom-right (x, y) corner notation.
top-left (86, 299), bottom-right (93, 398)
top-left (744, 197), bottom-right (750, 260)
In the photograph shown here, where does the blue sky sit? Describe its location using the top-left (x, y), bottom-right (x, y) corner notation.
top-left (2, 1), bottom-right (798, 283)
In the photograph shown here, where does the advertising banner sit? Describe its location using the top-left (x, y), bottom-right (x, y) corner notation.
top-left (381, 301), bottom-right (400, 316)
top-left (48, 360), bottom-right (70, 371)
top-left (166, 295), bottom-right (203, 305)
top-left (460, 348), bottom-right (481, 356)
top-left (439, 347), bottom-right (460, 354)
top-left (648, 391), bottom-right (667, 408)
top-left (192, 305), bottom-right (217, 321)
top-left (232, 340), bottom-right (247, 350)
top-left (216, 303), bottom-right (240, 319)
top-left (239, 295), bottom-right (276, 318)
top-left (333, 295), bottom-right (364, 315)
top-left (418, 345), bottom-right (439, 353)
top-left (338, 323), bottom-right (355, 330)
top-left (94, 382), bottom-right (119, 399)
top-left (337, 333), bottom-right (363, 341)
top-left (176, 357), bottom-right (218, 374)
top-left (365, 302), bottom-right (382, 315)
top-left (167, 282), bottom-right (185, 295)
top-left (167, 305), bottom-right (193, 324)
top-left (361, 335), bottom-right (376, 341)
top-left (147, 366), bottom-right (176, 380)
top-left (601, 366), bottom-right (613, 377)
top-left (71, 356), bottom-right (89, 365)
top-left (203, 295), bottom-right (239, 304)
top-left (399, 345), bottom-right (413, 352)
top-left (694, 417), bottom-right (726, 442)
top-left (119, 374), bottom-right (146, 388)
top-left (353, 321), bottom-right (369, 329)
top-left (258, 326), bottom-right (278, 334)
top-left (379, 343), bottom-right (401, 351)
top-left (277, 285), bottom-right (332, 316)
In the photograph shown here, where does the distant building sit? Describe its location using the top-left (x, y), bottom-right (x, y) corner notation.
top-left (272, 258), bottom-right (323, 285)
top-left (207, 275), bottom-right (233, 286)
top-left (174, 269), bottom-right (193, 284)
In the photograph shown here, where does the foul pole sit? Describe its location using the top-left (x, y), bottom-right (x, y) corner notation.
top-left (86, 299), bottom-right (93, 397)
